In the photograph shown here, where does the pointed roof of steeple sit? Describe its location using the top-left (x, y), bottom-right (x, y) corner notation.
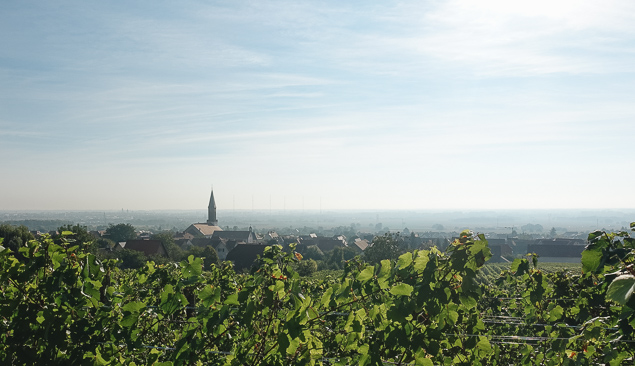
top-left (208, 189), bottom-right (216, 209)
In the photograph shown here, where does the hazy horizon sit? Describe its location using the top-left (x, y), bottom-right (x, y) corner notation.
top-left (2, 1), bottom-right (634, 211)
top-left (2, 208), bottom-right (633, 234)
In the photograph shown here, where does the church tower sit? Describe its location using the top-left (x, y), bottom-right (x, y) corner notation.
top-left (207, 189), bottom-right (218, 226)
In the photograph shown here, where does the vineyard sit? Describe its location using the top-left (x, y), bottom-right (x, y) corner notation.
top-left (1, 226), bottom-right (635, 365)
top-left (476, 263), bottom-right (582, 286)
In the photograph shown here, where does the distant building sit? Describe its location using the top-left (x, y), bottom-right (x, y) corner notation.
top-left (226, 244), bottom-right (267, 272)
top-left (263, 231), bottom-right (284, 245)
top-left (535, 238), bottom-right (586, 246)
top-left (298, 235), bottom-right (347, 253)
top-left (487, 239), bottom-right (513, 263)
top-left (184, 189), bottom-right (223, 237)
top-left (508, 239), bottom-right (533, 256)
top-left (118, 239), bottom-right (168, 257)
top-left (212, 227), bottom-right (257, 244)
top-left (351, 238), bottom-right (369, 252)
top-left (181, 189), bottom-right (269, 264)
top-left (527, 239), bottom-right (587, 263)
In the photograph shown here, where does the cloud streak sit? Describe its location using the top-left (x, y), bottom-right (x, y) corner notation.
top-left (1, 1), bottom-right (634, 210)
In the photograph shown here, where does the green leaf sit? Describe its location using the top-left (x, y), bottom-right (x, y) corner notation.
top-left (390, 283), bottom-right (413, 296)
top-left (91, 349), bottom-right (110, 366)
top-left (224, 293), bottom-right (239, 305)
top-left (459, 295), bottom-right (477, 309)
top-left (181, 255), bottom-right (203, 279)
top-left (199, 285), bottom-right (221, 307)
top-left (397, 252), bottom-right (412, 269)
top-left (123, 301), bottom-right (146, 313)
top-left (476, 336), bottom-right (492, 354)
top-left (357, 266), bottom-right (374, 282)
top-left (287, 336), bottom-right (301, 355)
top-left (321, 287), bottom-right (333, 307)
top-left (581, 247), bottom-right (603, 274)
top-left (447, 310), bottom-right (458, 325)
top-left (607, 274), bottom-right (635, 305)
top-left (414, 348), bottom-right (433, 366)
top-left (377, 260), bottom-right (391, 289)
top-left (121, 313), bottom-right (140, 328)
top-left (413, 251), bottom-right (429, 272)
top-left (549, 305), bottom-right (564, 321)
top-left (587, 230), bottom-right (604, 241)
top-left (510, 259), bottom-right (529, 276)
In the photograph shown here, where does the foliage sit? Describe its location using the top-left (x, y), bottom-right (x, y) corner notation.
top-left (0, 233), bottom-right (118, 364)
top-left (477, 223), bottom-right (635, 365)
top-left (363, 233), bottom-right (405, 264)
top-left (521, 223), bottom-right (544, 233)
top-left (323, 246), bottom-right (359, 270)
top-left (0, 223), bottom-right (34, 253)
top-left (95, 237), bottom-right (116, 250)
top-left (296, 258), bottom-right (318, 276)
top-left (302, 245), bottom-right (325, 261)
top-left (2, 225), bottom-right (635, 365)
top-left (117, 248), bottom-right (150, 269)
top-left (57, 223), bottom-right (95, 251)
top-left (186, 245), bottom-right (220, 270)
top-left (105, 223), bottom-right (137, 243)
top-left (152, 232), bottom-right (182, 260)
top-left (549, 227), bottom-right (557, 238)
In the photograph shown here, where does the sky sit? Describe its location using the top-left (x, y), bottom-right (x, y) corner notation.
top-left (1, 0), bottom-right (634, 211)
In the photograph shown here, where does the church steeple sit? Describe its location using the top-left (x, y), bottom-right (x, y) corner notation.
top-left (207, 188), bottom-right (218, 226)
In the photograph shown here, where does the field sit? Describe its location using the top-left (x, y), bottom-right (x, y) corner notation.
top-left (476, 262), bottom-right (582, 286)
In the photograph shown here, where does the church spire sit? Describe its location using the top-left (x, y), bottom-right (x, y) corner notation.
top-left (207, 188), bottom-right (218, 226)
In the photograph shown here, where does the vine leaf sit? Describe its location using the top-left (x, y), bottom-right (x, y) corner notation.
top-left (607, 274), bottom-right (635, 305)
top-left (397, 252), bottom-right (413, 269)
top-left (357, 266), bottom-right (374, 282)
top-left (549, 305), bottom-right (564, 321)
top-left (181, 255), bottom-right (203, 279)
top-left (476, 336), bottom-right (492, 354)
top-left (414, 348), bottom-right (434, 366)
top-left (390, 283), bottom-right (413, 296)
top-left (581, 246), bottom-right (603, 274)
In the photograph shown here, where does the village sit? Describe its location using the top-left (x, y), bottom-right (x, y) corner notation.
top-left (39, 190), bottom-right (593, 272)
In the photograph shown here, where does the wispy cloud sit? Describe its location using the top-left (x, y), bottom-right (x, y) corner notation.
top-left (411, 0), bottom-right (635, 76)
top-left (1, 1), bottom-right (634, 209)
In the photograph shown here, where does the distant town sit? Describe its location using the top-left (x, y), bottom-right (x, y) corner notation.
top-left (2, 189), bottom-right (634, 273)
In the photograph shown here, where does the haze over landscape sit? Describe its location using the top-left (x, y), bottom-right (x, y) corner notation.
top-left (2, 1), bottom-right (635, 211)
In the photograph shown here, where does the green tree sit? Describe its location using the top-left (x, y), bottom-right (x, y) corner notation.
top-left (302, 245), bottom-right (324, 261)
top-left (325, 246), bottom-right (358, 269)
top-left (95, 237), bottom-right (115, 250)
top-left (117, 248), bottom-right (147, 269)
top-left (201, 245), bottom-right (219, 269)
top-left (151, 232), bottom-right (181, 260)
top-left (57, 224), bottom-right (94, 250)
top-left (296, 258), bottom-right (318, 276)
top-left (521, 223), bottom-right (544, 233)
top-left (364, 233), bottom-right (404, 264)
top-left (550, 227), bottom-right (557, 238)
top-left (0, 224), bottom-right (34, 253)
top-left (105, 223), bottom-right (136, 243)
top-left (183, 245), bottom-right (219, 270)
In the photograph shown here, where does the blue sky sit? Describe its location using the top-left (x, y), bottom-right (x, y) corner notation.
top-left (1, 0), bottom-right (634, 210)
